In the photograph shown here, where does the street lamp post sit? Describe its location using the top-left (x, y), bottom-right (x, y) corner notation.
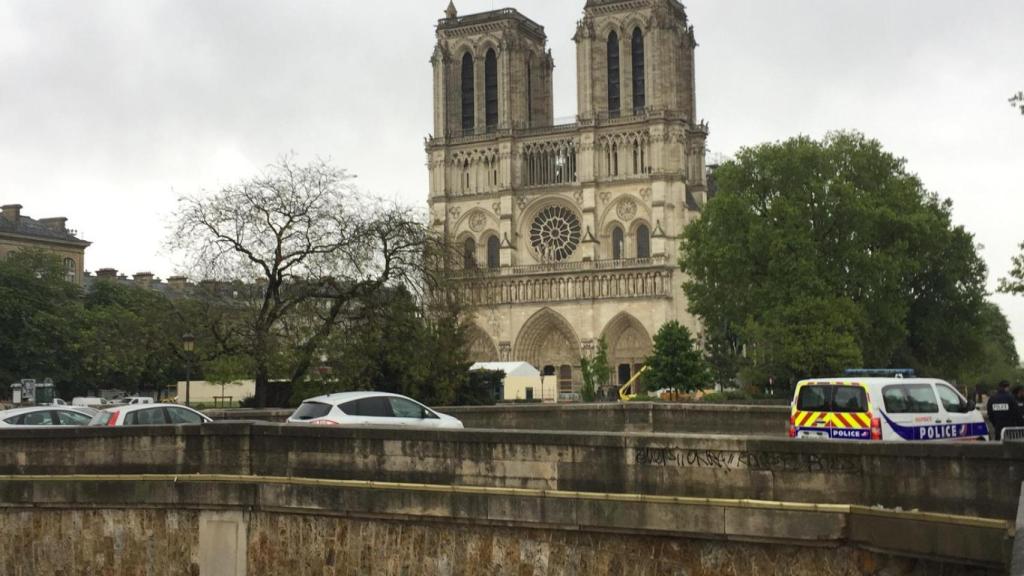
top-left (182, 333), bottom-right (195, 407)
top-left (319, 354), bottom-right (329, 390)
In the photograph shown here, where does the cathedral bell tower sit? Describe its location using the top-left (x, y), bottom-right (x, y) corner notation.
top-left (431, 2), bottom-right (554, 138)
top-left (574, 0), bottom-right (698, 122)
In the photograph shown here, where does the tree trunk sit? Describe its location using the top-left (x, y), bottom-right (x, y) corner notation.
top-left (255, 364), bottom-right (270, 408)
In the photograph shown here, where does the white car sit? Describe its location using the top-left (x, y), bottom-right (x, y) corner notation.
top-left (122, 396), bottom-right (155, 405)
top-left (0, 406), bottom-right (96, 427)
top-left (88, 403), bottom-right (212, 426)
top-left (287, 392), bottom-right (464, 429)
top-left (72, 397), bottom-right (109, 407)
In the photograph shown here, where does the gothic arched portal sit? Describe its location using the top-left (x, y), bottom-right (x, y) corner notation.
top-left (602, 312), bottom-right (653, 387)
top-left (514, 308), bottom-right (581, 391)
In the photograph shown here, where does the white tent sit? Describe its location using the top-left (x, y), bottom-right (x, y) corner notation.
top-left (469, 362), bottom-right (540, 377)
top-left (469, 362), bottom-right (549, 402)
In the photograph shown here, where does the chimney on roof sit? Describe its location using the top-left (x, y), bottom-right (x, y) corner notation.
top-left (167, 276), bottom-right (188, 292)
top-left (38, 217), bottom-right (68, 233)
top-left (96, 268), bottom-right (118, 279)
top-left (133, 272), bottom-right (154, 289)
top-left (1, 204), bottom-right (22, 224)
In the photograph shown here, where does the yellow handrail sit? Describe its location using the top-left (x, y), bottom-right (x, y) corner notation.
top-left (618, 366), bottom-right (648, 401)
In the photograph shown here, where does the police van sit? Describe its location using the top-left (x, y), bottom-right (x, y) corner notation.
top-left (789, 370), bottom-right (989, 442)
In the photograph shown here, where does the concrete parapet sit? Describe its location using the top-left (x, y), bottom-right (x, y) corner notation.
top-left (0, 422), bottom-right (1021, 523)
top-left (203, 402), bottom-right (792, 436)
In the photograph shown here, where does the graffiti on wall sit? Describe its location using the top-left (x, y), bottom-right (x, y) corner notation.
top-left (633, 447), bottom-right (859, 474)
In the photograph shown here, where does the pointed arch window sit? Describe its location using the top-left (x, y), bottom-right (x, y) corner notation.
top-left (486, 235), bottom-right (500, 269)
top-left (607, 32), bottom-right (621, 118)
top-left (485, 49), bottom-right (498, 130)
top-left (463, 237), bottom-right (477, 269)
top-left (612, 226), bottom-right (624, 260)
top-left (636, 224), bottom-right (650, 259)
top-left (631, 28), bottom-right (645, 112)
top-left (461, 52), bottom-right (475, 133)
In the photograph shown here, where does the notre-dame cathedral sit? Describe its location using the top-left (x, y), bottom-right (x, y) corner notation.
top-left (426, 0), bottom-right (708, 394)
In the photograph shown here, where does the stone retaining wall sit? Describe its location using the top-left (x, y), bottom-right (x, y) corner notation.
top-left (0, 475), bottom-right (1008, 575)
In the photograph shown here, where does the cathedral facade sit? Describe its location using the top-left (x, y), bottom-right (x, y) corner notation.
top-left (426, 0), bottom-right (708, 394)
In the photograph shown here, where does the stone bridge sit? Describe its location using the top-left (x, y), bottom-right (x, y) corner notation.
top-left (0, 422), bottom-right (1018, 575)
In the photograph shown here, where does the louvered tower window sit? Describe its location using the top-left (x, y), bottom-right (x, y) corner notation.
top-left (461, 52), bottom-right (474, 133)
top-left (485, 50), bottom-right (498, 130)
top-left (631, 28), bottom-right (645, 112)
top-left (607, 32), bottom-right (620, 118)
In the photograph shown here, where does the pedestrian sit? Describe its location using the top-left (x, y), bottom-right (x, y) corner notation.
top-left (986, 380), bottom-right (1024, 441)
top-left (1014, 385), bottom-right (1024, 410)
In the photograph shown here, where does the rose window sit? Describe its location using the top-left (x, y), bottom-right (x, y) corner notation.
top-left (530, 206), bottom-right (581, 262)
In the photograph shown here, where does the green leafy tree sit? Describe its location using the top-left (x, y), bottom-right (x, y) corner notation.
top-left (0, 251), bottom-right (82, 389)
top-left (201, 354), bottom-right (253, 406)
top-left (301, 282), bottom-right (472, 407)
top-left (77, 280), bottom-right (190, 396)
top-left (641, 321), bottom-right (712, 394)
top-left (961, 302), bottom-right (1022, 389)
top-left (681, 132), bottom-right (991, 389)
top-left (998, 242), bottom-right (1024, 295)
top-left (460, 369), bottom-right (502, 406)
top-left (580, 337), bottom-right (611, 402)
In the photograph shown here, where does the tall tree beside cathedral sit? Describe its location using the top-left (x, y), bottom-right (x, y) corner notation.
top-left (169, 158), bottom-right (437, 402)
top-left (999, 242), bottom-right (1024, 295)
top-left (681, 131), bottom-right (1011, 389)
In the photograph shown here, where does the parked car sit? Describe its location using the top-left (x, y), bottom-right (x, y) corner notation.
top-left (72, 397), bottom-right (109, 407)
top-left (88, 403), bottom-right (212, 426)
top-left (287, 392), bottom-right (464, 429)
top-left (0, 406), bottom-right (96, 427)
top-left (124, 396), bottom-right (154, 405)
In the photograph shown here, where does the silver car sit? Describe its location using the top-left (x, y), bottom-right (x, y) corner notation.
top-left (87, 403), bottom-right (212, 426)
top-left (287, 391), bottom-right (464, 429)
top-left (0, 406), bottom-right (97, 427)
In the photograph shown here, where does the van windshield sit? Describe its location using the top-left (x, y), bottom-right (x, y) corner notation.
top-left (797, 385), bottom-right (868, 413)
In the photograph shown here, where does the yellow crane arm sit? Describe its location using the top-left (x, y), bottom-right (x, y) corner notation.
top-left (618, 366), bottom-right (648, 401)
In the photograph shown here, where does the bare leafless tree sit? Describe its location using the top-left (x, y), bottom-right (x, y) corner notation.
top-left (168, 157), bottom-right (435, 400)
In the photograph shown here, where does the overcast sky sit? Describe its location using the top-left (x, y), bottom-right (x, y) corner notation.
top-left (2, 0), bottom-right (1022, 357)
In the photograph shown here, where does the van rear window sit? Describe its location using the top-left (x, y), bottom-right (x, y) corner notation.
top-left (797, 385), bottom-right (867, 413)
top-left (291, 402), bottom-right (332, 421)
